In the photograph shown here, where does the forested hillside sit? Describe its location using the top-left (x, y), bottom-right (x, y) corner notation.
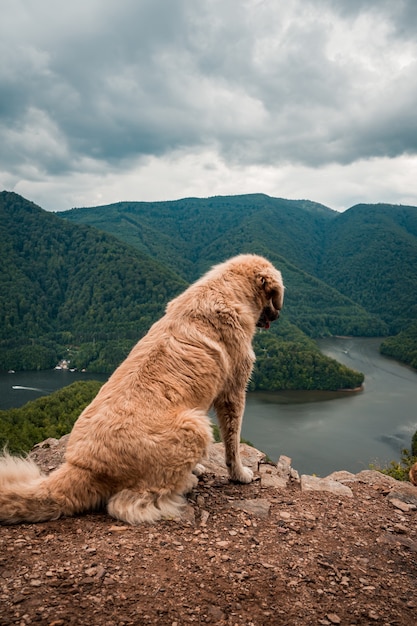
top-left (0, 380), bottom-right (103, 452)
top-left (62, 195), bottom-right (387, 338)
top-left (318, 203), bottom-right (417, 333)
top-left (0, 192), bottom-right (186, 371)
top-left (62, 194), bottom-right (417, 369)
top-left (0, 192), bottom-right (367, 390)
top-left (61, 195), bottom-right (334, 280)
top-left (380, 321), bottom-right (417, 369)
top-left (62, 196), bottom-right (417, 334)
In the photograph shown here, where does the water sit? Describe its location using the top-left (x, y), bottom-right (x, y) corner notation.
top-left (0, 370), bottom-right (108, 409)
top-left (1, 338), bottom-right (416, 476)
top-left (241, 337), bottom-right (417, 476)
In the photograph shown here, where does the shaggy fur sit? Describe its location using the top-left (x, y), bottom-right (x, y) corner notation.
top-left (410, 462), bottom-right (417, 486)
top-left (0, 254), bottom-right (284, 525)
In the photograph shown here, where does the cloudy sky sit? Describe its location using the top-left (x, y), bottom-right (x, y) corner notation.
top-left (1, 0), bottom-right (417, 212)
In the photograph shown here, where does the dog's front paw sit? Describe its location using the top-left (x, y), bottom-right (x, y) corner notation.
top-left (230, 466), bottom-right (254, 484)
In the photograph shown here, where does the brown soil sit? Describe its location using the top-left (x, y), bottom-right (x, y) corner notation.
top-left (1, 445), bottom-right (416, 625)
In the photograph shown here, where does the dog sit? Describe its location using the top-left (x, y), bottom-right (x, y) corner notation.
top-left (410, 462), bottom-right (417, 486)
top-left (0, 254), bottom-right (284, 525)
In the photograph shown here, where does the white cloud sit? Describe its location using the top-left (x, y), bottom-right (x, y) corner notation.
top-left (0, 0), bottom-right (416, 211)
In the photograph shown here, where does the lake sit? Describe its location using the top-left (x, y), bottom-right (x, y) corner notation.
top-left (241, 337), bottom-right (417, 476)
top-left (1, 337), bottom-right (416, 476)
top-left (0, 370), bottom-right (108, 409)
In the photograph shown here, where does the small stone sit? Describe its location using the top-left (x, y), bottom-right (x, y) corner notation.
top-left (109, 525), bottom-right (130, 532)
top-left (325, 470), bottom-right (356, 483)
top-left (84, 567), bottom-right (98, 576)
top-left (301, 475), bottom-right (353, 497)
top-left (389, 498), bottom-right (415, 512)
top-left (368, 610), bottom-right (380, 621)
top-left (326, 613), bottom-right (341, 624)
top-left (260, 465), bottom-right (287, 489)
top-left (393, 523), bottom-right (408, 534)
top-left (175, 504), bottom-right (195, 525)
top-left (207, 606), bottom-right (225, 621)
top-left (229, 499), bottom-right (271, 517)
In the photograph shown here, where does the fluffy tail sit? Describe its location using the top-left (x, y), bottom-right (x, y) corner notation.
top-left (0, 452), bottom-right (107, 524)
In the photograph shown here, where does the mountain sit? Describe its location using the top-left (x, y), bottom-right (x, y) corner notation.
top-left (0, 192), bottom-right (366, 390)
top-left (61, 194), bottom-right (335, 281)
top-left (318, 203), bottom-right (417, 333)
top-left (62, 195), bottom-right (417, 334)
top-left (61, 194), bottom-right (387, 338)
top-left (0, 191), bottom-right (187, 371)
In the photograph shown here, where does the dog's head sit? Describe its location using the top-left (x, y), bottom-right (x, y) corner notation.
top-left (254, 266), bottom-right (284, 329)
top-left (191, 254), bottom-right (284, 330)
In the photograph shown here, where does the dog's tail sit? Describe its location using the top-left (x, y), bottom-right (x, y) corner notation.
top-left (0, 451), bottom-right (107, 524)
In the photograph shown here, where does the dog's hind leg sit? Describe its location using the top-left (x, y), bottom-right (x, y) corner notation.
top-left (107, 488), bottom-right (186, 524)
top-left (108, 471), bottom-right (199, 524)
top-left (108, 408), bottom-right (213, 525)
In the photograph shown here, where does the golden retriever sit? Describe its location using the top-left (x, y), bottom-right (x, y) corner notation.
top-left (0, 254), bottom-right (284, 525)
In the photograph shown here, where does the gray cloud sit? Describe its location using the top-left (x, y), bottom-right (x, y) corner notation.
top-left (0, 0), bottom-right (416, 209)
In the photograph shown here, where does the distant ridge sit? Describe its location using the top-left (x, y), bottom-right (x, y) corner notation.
top-left (1, 190), bottom-right (416, 378)
top-left (62, 193), bottom-right (417, 332)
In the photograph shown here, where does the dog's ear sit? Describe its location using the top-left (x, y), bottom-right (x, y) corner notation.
top-left (256, 271), bottom-right (284, 311)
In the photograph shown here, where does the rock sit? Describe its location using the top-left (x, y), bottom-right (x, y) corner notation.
top-left (229, 499), bottom-right (271, 517)
top-left (259, 464), bottom-right (287, 489)
top-left (259, 454), bottom-right (301, 488)
top-left (203, 442), bottom-right (266, 478)
top-left (278, 455), bottom-right (299, 482)
top-left (206, 605), bottom-right (225, 621)
top-left (200, 510), bottom-right (210, 526)
top-left (325, 470), bottom-right (356, 483)
top-left (377, 533), bottom-right (417, 552)
top-left (388, 498), bottom-right (415, 513)
top-left (326, 613), bottom-right (341, 624)
top-left (354, 470), bottom-right (399, 488)
top-left (300, 475), bottom-right (353, 497)
top-left (386, 483), bottom-right (417, 508)
top-left (276, 454), bottom-right (292, 478)
top-left (29, 434), bottom-right (70, 473)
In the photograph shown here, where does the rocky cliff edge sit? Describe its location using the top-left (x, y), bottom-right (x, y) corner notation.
top-left (1, 437), bottom-right (416, 625)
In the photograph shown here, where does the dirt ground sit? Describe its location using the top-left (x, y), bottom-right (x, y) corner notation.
top-left (1, 441), bottom-right (416, 626)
